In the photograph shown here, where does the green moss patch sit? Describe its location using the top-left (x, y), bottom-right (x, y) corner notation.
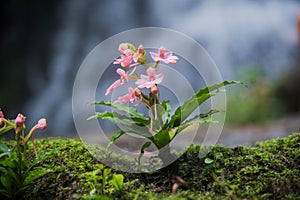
top-left (1, 133), bottom-right (299, 199)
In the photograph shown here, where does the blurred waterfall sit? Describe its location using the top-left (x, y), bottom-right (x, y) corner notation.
top-left (24, 0), bottom-right (299, 136)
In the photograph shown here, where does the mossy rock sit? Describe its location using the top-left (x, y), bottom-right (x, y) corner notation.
top-left (1, 133), bottom-right (299, 199)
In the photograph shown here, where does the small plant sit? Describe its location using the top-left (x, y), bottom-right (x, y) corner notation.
top-left (79, 164), bottom-right (124, 199)
top-left (0, 109), bottom-right (51, 199)
top-left (89, 43), bottom-right (240, 165)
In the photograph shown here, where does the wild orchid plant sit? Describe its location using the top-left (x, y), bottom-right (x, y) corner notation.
top-left (0, 109), bottom-right (51, 198)
top-left (89, 43), bottom-right (239, 165)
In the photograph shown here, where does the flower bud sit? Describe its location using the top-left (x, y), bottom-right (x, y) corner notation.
top-left (15, 113), bottom-right (26, 127)
top-left (134, 88), bottom-right (142, 97)
top-left (150, 85), bottom-right (158, 94)
top-left (36, 118), bottom-right (47, 130)
top-left (118, 43), bottom-right (129, 54)
top-left (0, 109), bottom-right (4, 118)
top-left (138, 45), bottom-right (144, 55)
top-left (0, 109), bottom-right (4, 125)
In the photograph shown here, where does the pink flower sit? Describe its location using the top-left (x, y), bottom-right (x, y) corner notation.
top-left (114, 43), bottom-right (134, 68)
top-left (116, 68), bottom-right (128, 83)
top-left (118, 43), bottom-right (130, 54)
top-left (105, 69), bottom-right (129, 96)
top-left (150, 46), bottom-right (178, 64)
top-left (133, 45), bottom-right (145, 62)
top-left (36, 118), bottom-right (47, 130)
top-left (0, 109), bottom-right (4, 125)
top-left (15, 113), bottom-right (26, 127)
top-left (135, 68), bottom-right (164, 89)
top-left (113, 54), bottom-right (133, 68)
top-left (114, 87), bottom-right (136, 104)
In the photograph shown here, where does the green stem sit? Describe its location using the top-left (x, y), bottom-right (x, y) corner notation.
top-left (15, 129), bottom-right (23, 189)
top-left (152, 61), bottom-right (160, 68)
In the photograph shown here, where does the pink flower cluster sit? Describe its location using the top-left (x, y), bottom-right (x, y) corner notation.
top-left (106, 43), bottom-right (178, 104)
top-left (113, 43), bottom-right (145, 68)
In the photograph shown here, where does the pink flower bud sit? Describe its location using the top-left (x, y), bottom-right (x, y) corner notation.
top-left (0, 109), bottom-right (4, 118)
top-left (0, 109), bottom-right (4, 125)
top-left (138, 45), bottom-right (144, 55)
top-left (150, 85), bottom-right (158, 94)
top-left (15, 113), bottom-right (26, 127)
top-left (36, 118), bottom-right (47, 130)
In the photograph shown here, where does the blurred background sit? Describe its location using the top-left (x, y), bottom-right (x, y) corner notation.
top-left (1, 0), bottom-right (299, 145)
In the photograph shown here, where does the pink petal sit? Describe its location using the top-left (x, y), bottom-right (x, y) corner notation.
top-left (114, 87), bottom-right (136, 104)
top-left (15, 113), bottom-right (26, 127)
top-left (116, 68), bottom-right (128, 83)
top-left (149, 52), bottom-right (160, 62)
top-left (36, 118), bottom-right (47, 130)
top-left (105, 80), bottom-right (122, 96)
top-left (158, 46), bottom-right (166, 58)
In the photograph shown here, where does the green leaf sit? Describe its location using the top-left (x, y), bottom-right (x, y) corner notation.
top-left (140, 141), bottom-right (151, 154)
top-left (23, 168), bottom-right (51, 186)
top-left (0, 167), bottom-right (19, 186)
top-left (137, 141), bottom-right (152, 166)
top-left (0, 123), bottom-right (14, 135)
top-left (90, 101), bottom-right (150, 125)
top-left (169, 81), bottom-right (241, 128)
top-left (0, 142), bottom-right (11, 158)
top-left (204, 158), bottom-right (214, 164)
top-left (110, 174), bottom-right (124, 191)
top-left (106, 130), bottom-right (125, 150)
top-left (168, 128), bottom-right (177, 141)
top-left (153, 129), bottom-right (171, 149)
top-left (177, 110), bottom-right (219, 133)
top-left (161, 100), bottom-right (171, 124)
top-left (102, 168), bottom-right (111, 187)
top-left (89, 111), bottom-right (152, 138)
top-left (1, 174), bottom-right (12, 189)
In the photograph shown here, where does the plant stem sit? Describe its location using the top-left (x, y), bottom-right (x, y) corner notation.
top-left (15, 130), bottom-right (23, 189)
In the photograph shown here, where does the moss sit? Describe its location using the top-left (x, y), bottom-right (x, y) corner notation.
top-left (2, 133), bottom-right (299, 199)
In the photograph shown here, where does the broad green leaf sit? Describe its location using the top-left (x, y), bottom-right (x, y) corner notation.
top-left (90, 101), bottom-right (150, 125)
top-left (169, 81), bottom-right (241, 128)
top-left (110, 174), bottom-right (124, 191)
top-left (23, 168), bottom-right (51, 186)
top-left (106, 130), bottom-right (125, 150)
top-left (168, 128), bottom-right (177, 141)
top-left (89, 112), bottom-right (152, 138)
top-left (176, 110), bottom-right (219, 134)
top-left (88, 111), bottom-right (148, 126)
top-left (0, 142), bottom-right (11, 158)
top-left (153, 129), bottom-right (171, 149)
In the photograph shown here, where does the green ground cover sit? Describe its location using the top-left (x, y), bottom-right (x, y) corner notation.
top-left (1, 133), bottom-right (299, 200)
